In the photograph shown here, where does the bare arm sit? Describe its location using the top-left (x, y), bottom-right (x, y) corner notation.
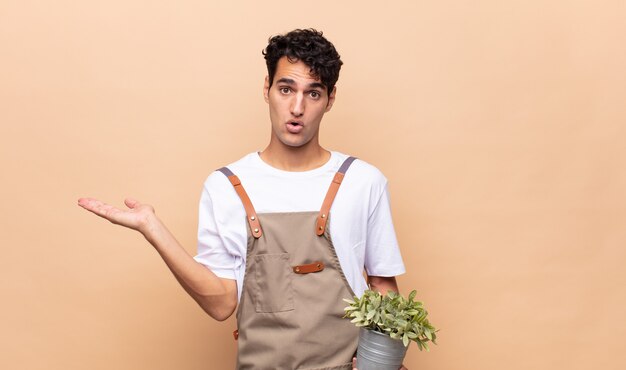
top-left (367, 275), bottom-right (400, 295)
top-left (77, 197), bottom-right (237, 321)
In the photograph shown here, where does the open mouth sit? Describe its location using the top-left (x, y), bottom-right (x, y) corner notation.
top-left (286, 121), bottom-right (304, 133)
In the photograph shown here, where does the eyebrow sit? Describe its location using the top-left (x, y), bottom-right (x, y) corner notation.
top-left (308, 82), bottom-right (327, 90)
top-left (276, 78), bottom-right (327, 90)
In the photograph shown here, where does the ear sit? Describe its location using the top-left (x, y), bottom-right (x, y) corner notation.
top-left (263, 76), bottom-right (270, 103)
top-left (325, 86), bottom-right (337, 112)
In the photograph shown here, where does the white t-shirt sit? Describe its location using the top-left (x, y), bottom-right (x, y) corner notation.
top-left (194, 151), bottom-right (406, 301)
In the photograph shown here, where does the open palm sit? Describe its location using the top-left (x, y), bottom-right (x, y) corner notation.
top-left (77, 197), bottom-right (155, 232)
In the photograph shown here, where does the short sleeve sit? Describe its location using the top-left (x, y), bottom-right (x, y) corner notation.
top-left (364, 183), bottom-right (406, 277)
top-left (193, 182), bottom-right (240, 280)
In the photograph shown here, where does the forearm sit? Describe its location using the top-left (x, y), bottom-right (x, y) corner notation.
top-left (141, 215), bottom-right (237, 321)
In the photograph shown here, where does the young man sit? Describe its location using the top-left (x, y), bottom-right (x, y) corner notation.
top-left (78, 29), bottom-right (406, 369)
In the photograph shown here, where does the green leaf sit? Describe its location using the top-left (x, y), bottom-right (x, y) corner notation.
top-left (373, 295), bottom-right (381, 308)
top-left (344, 288), bottom-right (438, 351)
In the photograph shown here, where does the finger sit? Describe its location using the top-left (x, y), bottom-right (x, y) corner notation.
top-left (78, 198), bottom-right (121, 220)
top-left (97, 203), bottom-right (118, 217)
top-left (352, 357), bottom-right (357, 370)
top-left (124, 198), bottom-right (140, 209)
top-left (77, 197), bottom-right (94, 207)
top-left (77, 197), bottom-right (106, 212)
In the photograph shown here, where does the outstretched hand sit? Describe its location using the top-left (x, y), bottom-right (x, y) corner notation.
top-left (77, 197), bottom-right (156, 234)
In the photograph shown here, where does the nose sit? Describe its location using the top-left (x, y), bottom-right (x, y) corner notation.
top-left (291, 93), bottom-right (304, 117)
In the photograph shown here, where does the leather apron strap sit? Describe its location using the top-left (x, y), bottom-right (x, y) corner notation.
top-left (217, 167), bottom-right (263, 239)
top-left (315, 156), bottom-right (357, 236)
top-left (219, 156), bottom-right (357, 238)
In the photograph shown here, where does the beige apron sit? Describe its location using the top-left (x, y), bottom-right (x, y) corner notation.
top-left (218, 157), bottom-right (359, 370)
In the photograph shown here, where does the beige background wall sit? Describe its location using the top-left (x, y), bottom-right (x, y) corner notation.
top-left (1, 1), bottom-right (625, 369)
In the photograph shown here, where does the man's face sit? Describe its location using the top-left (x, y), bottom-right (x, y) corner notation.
top-left (264, 56), bottom-right (336, 149)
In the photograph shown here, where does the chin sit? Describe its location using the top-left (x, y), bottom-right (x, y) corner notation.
top-left (279, 137), bottom-right (309, 148)
top-left (282, 141), bottom-right (306, 148)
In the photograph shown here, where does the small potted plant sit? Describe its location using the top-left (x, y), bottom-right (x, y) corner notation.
top-left (344, 289), bottom-right (438, 370)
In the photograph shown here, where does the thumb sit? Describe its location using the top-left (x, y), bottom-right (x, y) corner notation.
top-left (124, 198), bottom-right (140, 209)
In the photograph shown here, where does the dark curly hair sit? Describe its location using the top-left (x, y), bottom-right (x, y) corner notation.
top-left (263, 29), bottom-right (343, 95)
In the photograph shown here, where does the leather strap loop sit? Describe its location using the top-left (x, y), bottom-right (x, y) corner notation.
top-left (316, 157), bottom-right (357, 236)
top-left (292, 261), bottom-right (325, 274)
top-left (218, 167), bottom-right (263, 239)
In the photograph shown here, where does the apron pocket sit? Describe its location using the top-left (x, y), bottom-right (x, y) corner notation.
top-left (253, 253), bottom-right (294, 313)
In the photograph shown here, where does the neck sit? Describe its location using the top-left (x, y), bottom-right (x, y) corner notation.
top-left (260, 141), bottom-right (330, 172)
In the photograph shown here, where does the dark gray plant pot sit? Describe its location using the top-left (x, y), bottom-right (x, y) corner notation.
top-left (356, 328), bottom-right (408, 370)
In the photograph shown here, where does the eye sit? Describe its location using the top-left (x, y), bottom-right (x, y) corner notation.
top-left (279, 87), bottom-right (291, 94)
top-left (309, 91), bottom-right (321, 99)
